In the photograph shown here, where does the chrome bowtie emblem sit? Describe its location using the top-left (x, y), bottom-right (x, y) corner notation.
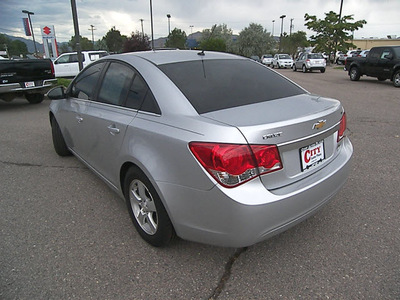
top-left (312, 120), bottom-right (326, 130)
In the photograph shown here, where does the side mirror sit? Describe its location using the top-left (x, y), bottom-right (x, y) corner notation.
top-left (47, 86), bottom-right (66, 100)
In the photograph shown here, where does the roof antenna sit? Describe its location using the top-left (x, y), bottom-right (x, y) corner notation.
top-left (198, 24), bottom-right (217, 56)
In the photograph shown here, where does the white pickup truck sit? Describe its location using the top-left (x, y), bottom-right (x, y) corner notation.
top-left (53, 50), bottom-right (108, 77)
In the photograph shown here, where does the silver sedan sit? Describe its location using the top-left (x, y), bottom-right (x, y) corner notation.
top-left (48, 50), bottom-right (353, 247)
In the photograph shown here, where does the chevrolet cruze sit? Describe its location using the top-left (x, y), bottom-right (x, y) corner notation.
top-left (48, 50), bottom-right (353, 247)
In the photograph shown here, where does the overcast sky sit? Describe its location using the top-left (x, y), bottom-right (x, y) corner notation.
top-left (1, 0), bottom-right (399, 43)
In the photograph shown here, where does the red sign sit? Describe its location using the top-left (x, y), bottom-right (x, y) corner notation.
top-left (22, 18), bottom-right (31, 36)
top-left (43, 26), bottom-right (51, 35)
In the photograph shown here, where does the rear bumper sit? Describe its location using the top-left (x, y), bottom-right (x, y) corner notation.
top-left (157, 137), bottom-right (353, 247)
top-left (0, 79), bottom-right (56, 95)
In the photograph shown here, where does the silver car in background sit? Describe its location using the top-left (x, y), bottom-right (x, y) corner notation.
top-left (293, 53), bottom-right (327, 73)
top-left (48, 50), bottom-right (352, 247)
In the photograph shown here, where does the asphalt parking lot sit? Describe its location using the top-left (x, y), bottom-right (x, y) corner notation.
top-left (1, 65), bottom-right (399, 299)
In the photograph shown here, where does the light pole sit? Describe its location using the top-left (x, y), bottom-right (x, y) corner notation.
top-left (190, 25), bottom-right (194, 36)
top-left (22, 10), bottom-right (38, 54)
top-left (166, 14), bottom-right (171, 35)
top-left (272, 20), bottom-right (275, 37)
top-left (70, 0), bottom-right (83, 71)
top-left (150, 0), bottom-right (154, 50)
top-left (88, 24), bottom-right (96, 45)
top-left (279, 15), bottom-right (286, 52)
top-left (140, 19), bottom-right (144, 38)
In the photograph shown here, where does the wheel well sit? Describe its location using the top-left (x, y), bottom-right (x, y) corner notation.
top-left (49, 112), bottom-right (55, 126)
top-left (392, 67), bottom-right (400, 79)
top-left (120, 162), bottom-right (136, 194)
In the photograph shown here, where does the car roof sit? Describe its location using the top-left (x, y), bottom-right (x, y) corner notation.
top-left (111, 50), bottom-right (245, 66)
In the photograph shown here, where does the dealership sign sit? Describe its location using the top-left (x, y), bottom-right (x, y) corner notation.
top-left (41, 25), bottom-right (58, 58)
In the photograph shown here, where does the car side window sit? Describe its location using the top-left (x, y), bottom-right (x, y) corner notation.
top-left (57, 55), bottom-right (70, 64)
top-left (125, 73), bottom-right (160, 114)
top-left (381, 50), bottom-right (392, 59)
top-left (369, 49), bottom-right (380, 59)
top-left (69, 62), bottom-right (104, 100)
top-left (97, 62), bottom-right (135, 106)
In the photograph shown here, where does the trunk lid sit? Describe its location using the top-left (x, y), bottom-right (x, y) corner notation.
top-left (202, 93), bottom-right (344, 189)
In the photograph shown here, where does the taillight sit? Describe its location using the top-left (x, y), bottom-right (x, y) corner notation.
top-left (337, 112), bottom-right (347, 142)
top-left (50, 61), bottom-right (55, 77)
top-left (189, 142), bottom-right (282, 188)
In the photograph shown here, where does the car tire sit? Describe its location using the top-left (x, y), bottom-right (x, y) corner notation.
top-left (393, 70), bottom-right (400, 87)
top-left (320, 68), bottom-right (326, 73)
top-left (51, 117), bottom-right (71, 156)
top-left (293, 64), bottom-right (297, 72)
top-left (349, 67), bottom-right (361, 81)
top-left (302, 65), bottom-right (307, 73)
top-left (25, 93), bottom-right (44, 104)
top-left (124, 167), bottom-right (175, 247)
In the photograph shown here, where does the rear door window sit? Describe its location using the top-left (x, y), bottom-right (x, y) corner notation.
top-left (97, 62), bottom-right (135, 106)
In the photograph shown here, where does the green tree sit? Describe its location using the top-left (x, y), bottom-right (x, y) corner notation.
top-left (95, 38), bottom-right (108, 51)
top-left (200, 24), bottom-right (235, 52)
top-left (304, 11), bottom-right (366, 58)
top-left (9, 40), bottom-right (28, 56)
top-left (123, 31), bottom-right (151, 52)
top-left (104, 26), bottom-right (126, 53)
top-left (68, 35), bottom-right (94, 51)
top-left (199, 38), bottom-right (226, 52)
top-left (58, 42), bottom-right (70, 54)
top-left (165, 28), bottom-right (187, 49)
top-left (281, 31), bottom-right (309, 57)
top-left (238, 23), bottom-right (275, 58)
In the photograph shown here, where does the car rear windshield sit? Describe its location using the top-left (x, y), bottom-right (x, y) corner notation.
top-left (158, 59), bottom-right (304, 114)
top-left (309, 53), bottom-right (323, 59)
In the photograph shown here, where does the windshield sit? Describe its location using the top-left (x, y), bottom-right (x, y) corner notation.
top-left (278, 54), bottom-right (291, 59)
top-left (158, 59), bottom-right (304, 114)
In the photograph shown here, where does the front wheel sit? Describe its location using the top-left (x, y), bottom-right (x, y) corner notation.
top-left (349, 67), bottom-right (361, 81)
top-left (393, 70), bottom-right (400, 87)
top-left (293, 64), bottom-right (297, 72)
top-left (51, 117), bottom-right (71, 156)
top-left (302, 65), bottom-right (307, 73)
top-left (25, 93), bottom-right (44, 104)
top-left (124, 167), bottom-right (175, 247)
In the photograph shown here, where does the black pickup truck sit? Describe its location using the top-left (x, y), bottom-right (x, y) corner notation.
top-left (344, 46), bottom-right (400, 87)
top-left (0, 58), bottom-right (56, 104)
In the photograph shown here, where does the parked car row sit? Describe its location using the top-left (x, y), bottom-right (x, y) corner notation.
top-left (336, 49), bottom-right (369, 65)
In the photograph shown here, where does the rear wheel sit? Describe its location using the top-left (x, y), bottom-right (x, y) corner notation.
top-left (25, 93), bottom-right (44, 104)
top-left (393, 70), bottom-right (400, 87)
top-left (349, 67), bottom-right (361, 81)
top-left (51, 117), bottom-right (71, 156)
top-left (124, 167), bottom-right (175, 247)
top-left (320, 68), bottom-right (326, 73)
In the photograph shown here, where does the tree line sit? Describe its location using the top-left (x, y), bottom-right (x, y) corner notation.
top-left (2, 11), bottom-right (366, 59)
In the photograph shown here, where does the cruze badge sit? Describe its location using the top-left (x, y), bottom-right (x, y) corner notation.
top-left (312, 120), bottom-right (326, 130)
top-left (263, 132), bottom-right (282, 140)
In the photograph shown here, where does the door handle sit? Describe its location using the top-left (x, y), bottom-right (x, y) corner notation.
top-left (107, 125), bottom-right (120, 135)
